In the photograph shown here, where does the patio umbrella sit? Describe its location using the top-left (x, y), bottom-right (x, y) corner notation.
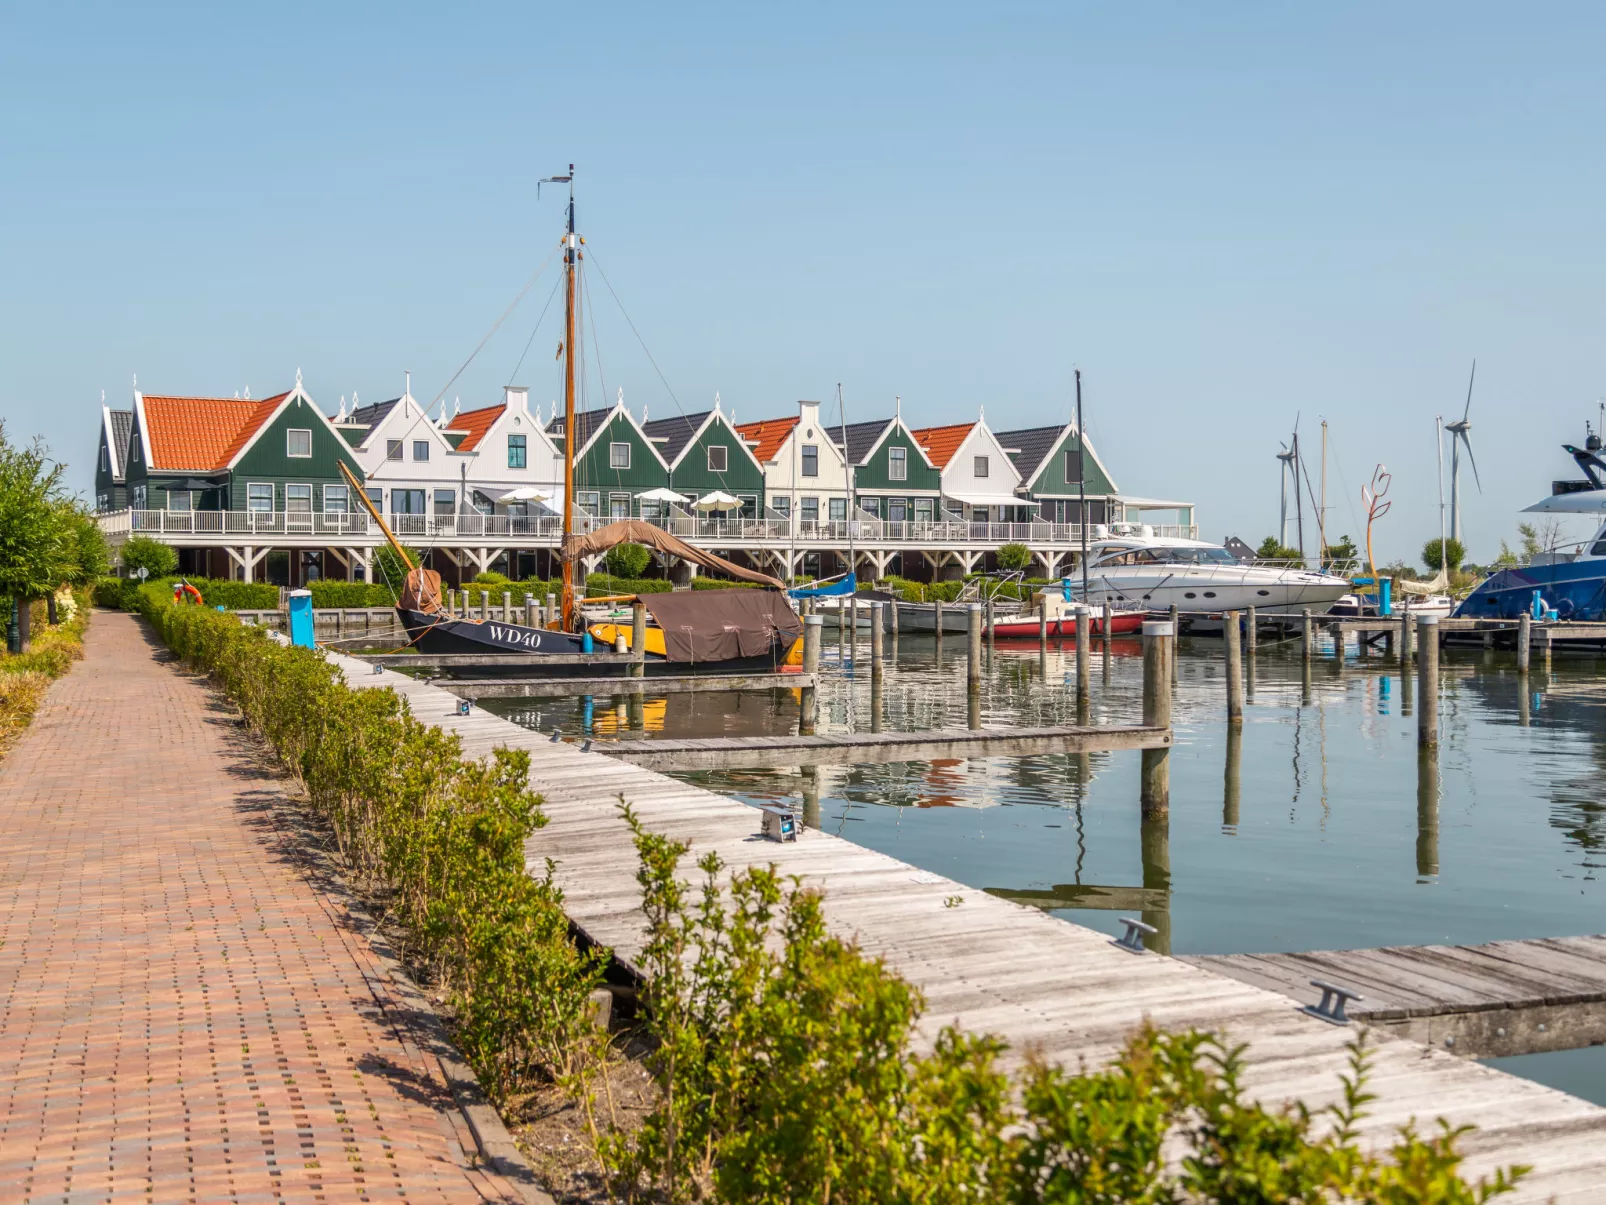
top-left (695, 490), bottom-right (742, 512)
top-left (498, 486), bottom-right (552, 503)
top-left (636, 487), bottom-right (691, 505)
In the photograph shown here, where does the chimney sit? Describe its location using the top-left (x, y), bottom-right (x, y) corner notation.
top-left (504, 385), bottom-right (529, 412)
top-left (798, 399), bottom-right (822, 438)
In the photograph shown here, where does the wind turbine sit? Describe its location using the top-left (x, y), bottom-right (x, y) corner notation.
top-left (1276, 441), bottom-right (1298, 547)
top-left (1444, 360), bottom-right (1482, 544)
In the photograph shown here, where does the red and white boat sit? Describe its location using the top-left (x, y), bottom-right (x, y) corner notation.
top-left (987, 588), bottom-right (1147, 639)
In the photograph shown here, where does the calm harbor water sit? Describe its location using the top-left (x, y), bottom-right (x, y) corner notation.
top-left (478, 627), bottom-right (1606, 1102)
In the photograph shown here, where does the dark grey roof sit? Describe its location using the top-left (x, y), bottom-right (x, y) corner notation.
top-left (546, 405), bottom-right (620, 450)
top-left (995, 424), bottom-right (1069, 485)
top-left (640, 411), bottom-right (710, 465)
top-left (108, 409), bottom-right (132, 482)
top-left (346, 397), bottom-right (400, 430)
top-left (829, 418), bottom-right (893, 465)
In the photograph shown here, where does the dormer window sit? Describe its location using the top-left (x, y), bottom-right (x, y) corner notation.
top-left (287, 429), bottom-right (312, 458)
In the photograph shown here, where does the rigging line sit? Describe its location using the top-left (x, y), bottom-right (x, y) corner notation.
top-left (507, 276), bottom-right (564, 385)
top-left (428, 238), bottom-right (563, 415)
top-left (580, 259), bottom-right (608, 420)
top-left (583, 245), bottom-right (687, 417)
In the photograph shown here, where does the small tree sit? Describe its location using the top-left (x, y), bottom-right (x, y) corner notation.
top-left (120, 535), bottom-right (178, 579)
top-left (372, 543), bottom-right (423, 589)
top-left (995, 542), bottom-right (1031, 573)
top-left (0, 425), bottom-right (72, 650)
top-left (1422, 537), bottom-right (1465, 574)
top-left (1323, 533), bottom-right (1359, 562)
top-left (61, 506), bottom-right (109, 585)
top-left (1255, 536), bottom-right (1303, 564)
top-left (605, 542), bottom-right (653, 579)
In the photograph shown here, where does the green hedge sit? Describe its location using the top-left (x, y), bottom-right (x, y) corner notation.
top-left (309, 581), bottom-right (396, 608)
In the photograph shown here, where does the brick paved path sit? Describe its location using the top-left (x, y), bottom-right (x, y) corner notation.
top-left (0, 612), bottom-right (522, 1203)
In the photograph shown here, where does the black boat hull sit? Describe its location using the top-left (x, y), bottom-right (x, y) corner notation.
top-left (399, 609), bottom-right (589, 655)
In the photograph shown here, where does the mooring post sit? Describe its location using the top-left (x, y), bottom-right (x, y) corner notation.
top-left (524, 593), bottom-right (536, 626)
top-left (1075, 606), bottom-right (1091, 705)
top-left (967, 603), bottom-right (983, 689)
top-left (546, 592), bottom-right (557, 628)
top-left (1245, 604), bottom-right (1257, 655)
top-left (803, 612), bottom-right (822, 674)
top-left (1224, 611), bottom-right (1245, 726)
top-left (1102, 599), bottom-right (1113, 655)
top-left (1168, 602), bottom-right (1179, 685)
top-left (838, 598), bottom-right (847, 639)
top-left (934, 597), bottom-right (945, 644)
top-left (1543, 629), bottom-right (1553, 673)
top-left (480, 590), bottom-right (490, 620)
top-left (1038, 599), bottom-right (1048, 649)
top-left (1417, 614), bottom-right (1440, 749)
top-left (871, 673), bottom-right (885, 733)
top-left (1517, 611), bottom-right (1531, 673)
top-left (870, 601), bottom-right (884, 673)
top-left (1399, 611), bottom-right (1413, 665)
top-left (986, 594), bottom-right (995, 647)
top-left (630, 601), bottom-right (647, 678)
top-left (890, 598), bottom-right (900, 638)
top-left (1223, 724), bottom-right (1242, 832)
top-left (1301, 608), bottom-right (1313, 662)
top-left (1140, 620), bottom-right (1174, 815)
top-left (502, 590), bottom-right (512, 621)
top-left (1417, 748), bottom-right (1440, 878)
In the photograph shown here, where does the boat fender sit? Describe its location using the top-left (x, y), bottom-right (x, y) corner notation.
top-left (582, 631), bottom-right (594, 653)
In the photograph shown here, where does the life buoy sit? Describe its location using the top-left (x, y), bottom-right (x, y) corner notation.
top-left (173, 581), bottom-right (204, 606)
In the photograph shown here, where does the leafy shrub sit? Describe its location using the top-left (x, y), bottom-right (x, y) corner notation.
top-left (309, 581), bottom-right (396, 608)
top-left (472, 569), bottom-right (512, 586)
top-left (690, 577), bottom-right (759, 590)
top-left (1424, 537), bottom-right (1466, 573)
top-left (120, 535), bottom-right (178, 578)
top-left (0, 589), bottom-right (90, 755)
top-left (133, 592), bottom-right (606, 1101)
top-left (372, 543), bottom-right (423, 590)
top-left (92, 577), bottom-right (122, 607)
top-left (996, 542), bottom-right (1032, 573)
top-left (604, 542), bottom-right (653, 579)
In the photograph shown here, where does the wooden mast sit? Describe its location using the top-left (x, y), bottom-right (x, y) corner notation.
top-left (557, 166), bottom-right (578, 630)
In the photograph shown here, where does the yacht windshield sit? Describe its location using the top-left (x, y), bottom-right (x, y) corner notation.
top-left (1094, 546), bottom-right (1237, 567)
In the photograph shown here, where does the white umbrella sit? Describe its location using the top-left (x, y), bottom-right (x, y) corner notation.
top-left (636, 487), bottom-right (691, 504)
top-left (498, 486), bottom-right (552, 503)
top-left (695, 490), bottom-right (742, 512)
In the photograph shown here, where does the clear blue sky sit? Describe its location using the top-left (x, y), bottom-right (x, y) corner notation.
top-left (4, 2), bottom-right (1604, 565)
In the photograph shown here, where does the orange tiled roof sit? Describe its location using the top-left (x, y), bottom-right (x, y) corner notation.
top-left (734, 416), bottom-right (799, 463)
top-left (140, 393), bottom-right (290, 472)
top-left (910, 421), bottom-right (975, 470)
top-left (446, 403), bottom-right (505, 452)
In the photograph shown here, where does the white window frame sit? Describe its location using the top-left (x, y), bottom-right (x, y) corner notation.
top-left (707, 444), bottom-right (728, 472)
top-left (973, 455), bottom-right (989, 478)
top-left (132, 484), bottom-right (147, 508)
top-left (609, 441), bottom-right (631, 470)
top-left (1064, 447), bottom-right (1082, 482)
top-left (800, 496), bottom-right (820, 523)
top-left (915, 498), bottom-right (933, 523)
top-left (286, 428), bottom-right (313, 458)
top-left (577, 490), bottom-right (601, 517)
top-left (323, 484), bottom-right (349, 514)
top-left (432, 488), bottom-right (456, 516)
top-left (413, 440), bottom-right (430, 462)
top-left (246, 482), bottom-right (273, 513)
top-left (772, 495), bottom-right (792, 518)
top-left (386, 439), bottom-right (403, 461)
top-left (889, 446), bottom-right (907, 481)
top-left (167, 489), bottom-right (194, 512)
top-left (100, 446), bottom-right (109, 472)
top-left (285, 483), bottom-right (313, 513)
top-left (609, 492), bottom-right (631, 519)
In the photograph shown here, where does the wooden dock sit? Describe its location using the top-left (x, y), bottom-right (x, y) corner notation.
top-left (440, 672), bottom-right (813, 698)
top-left (317, 648), bottom-right (1606, 1199)
top-left (1185, 936), bottom-right (1606, 1060)
top-left (595, 723), bottom-right (1169, 770)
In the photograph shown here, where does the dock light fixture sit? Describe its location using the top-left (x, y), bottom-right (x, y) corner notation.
top-left (759, 804), bottom-right (799, 842)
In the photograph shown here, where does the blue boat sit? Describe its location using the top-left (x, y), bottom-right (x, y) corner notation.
top-left (1454, 441), bottom-right (1606, 621)
top-left (789, 572), bottom-right (857, 600)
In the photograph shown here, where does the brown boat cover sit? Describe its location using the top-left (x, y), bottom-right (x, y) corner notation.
top-left (560, 520), bottom-right (786, 590)
top-left (399, 566), bottom-right (443, 614)
top-left (643, 588), bottom-right (802, 664)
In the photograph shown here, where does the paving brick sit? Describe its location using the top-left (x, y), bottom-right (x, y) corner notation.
top-left (0, 612), bottom-right (521, 1203)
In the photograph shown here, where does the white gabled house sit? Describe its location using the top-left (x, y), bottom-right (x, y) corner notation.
top-left (910, 410), bottom-right (1035, 523)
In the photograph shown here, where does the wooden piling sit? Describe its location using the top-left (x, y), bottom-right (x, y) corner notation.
top-left (502, 590), bottom-right (512, 622)
top-left (986, 595), bottom-right (995, 646)
top-left (1224, 611), bottom-right (1245, 726)
top-left (1518, 611), bottom-right (1531, 673)
top-left (1417, 614), bottom-right (1440, 749)
top-left (1399, 611), bottom-right (1413, 664)
top-left (1075, 607), bottom-right (1091, 703)
top-left (934, 598), bottom-right (944, 643)
top-left (802, 613), bottom-right (823, 674)
top-left (890, 599), bottom-right (899, 637)
top-left (1038, 600), bottom-right (1048, 649)
top-left (1223, 724), bottom-right (1242, 832)
top-left (870, 601), bottom-right (884, 672)
top-left (546, 592), bottom-right (558, 629)
top-left (1301, 608), bottom-right (1313, 661)
top-left (524, 593), bottom-right (536, 626)
top-left (967, 603), bottom-right (983, 688)
top-left (1168, 603), bottom-right (1179, 685)
top-left (1140, 620), bottom-right (1173, 815)
top-left (1245, 605), bottom-right (1257, 655)
top-left (630, 601), bottom-right (647, 679)
top-left (480, 590), bottom-right (490, 620)
top-left (1102, 599), bottom-right (1113, 654)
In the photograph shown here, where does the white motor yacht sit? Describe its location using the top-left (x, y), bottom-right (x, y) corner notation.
top-left (1068, 536), bottom-right (1353, 614)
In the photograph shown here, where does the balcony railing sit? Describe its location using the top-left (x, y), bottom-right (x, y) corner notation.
top-left (102, 509), bottom-right (1197, 547)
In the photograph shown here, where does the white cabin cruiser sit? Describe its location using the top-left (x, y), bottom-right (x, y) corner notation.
top-left (1068, 536), bottom-right (1353, 614)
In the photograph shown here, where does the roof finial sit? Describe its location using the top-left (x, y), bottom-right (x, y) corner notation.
top-left (132, 373), bottom-right (137, 389)
top-left (713, 391), bottom-right (722, 413)
top-left (243, 387), bottom-right (250, 400)
top-left (895, 394), bottom-right (901, 419)
top-left (295, 366), bottom-right (303, 388)
top-left (337, 395), bottom-right (347, 422)
top-left (616, 386), bottom-right (625, 407)
top-left (351, 391), bottom-right (359, 408)
top-left (101, 389), bottom-right (106, 403)
top-left (405, 369), bottom-right (411, 398)
top-left (453, 396), bottom-right (461, 417)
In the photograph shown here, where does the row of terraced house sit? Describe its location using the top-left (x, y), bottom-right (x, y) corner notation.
top-left (93, 374), bottom-right (1196, 587)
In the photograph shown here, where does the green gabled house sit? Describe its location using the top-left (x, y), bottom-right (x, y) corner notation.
top-left (546, 396), bottom-right (670, 519)
top-left (833, 414), bottom-right (943, 523)
top-left (642, 403), bottom-right (766, 517)
top-left (95, 404), bottom-right (133, 512)
top-left (994, 422), bottom-right (1119, 525)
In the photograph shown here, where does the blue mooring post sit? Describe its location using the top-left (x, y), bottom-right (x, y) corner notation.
top-left (287, 589), bottom-right (315, 649)
top-left (1380, 577), bottom-right (1392, 617)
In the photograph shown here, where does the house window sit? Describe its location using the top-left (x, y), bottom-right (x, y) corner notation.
top-left (861, 496), bottom-right (881, 518)
top-left (132, 484), bottom-right (147, 508)
top-left (100, 446), bottom-right (109, 472)
top-left (508, 434), bottom-right (527, 469)
top-left (287, 429), bottom-right (312, 458)
top-left (392, 489), bottom-right (426, 515)
top-left (915, 498), bottom-right (933, 523)
top-left (772, 495), bottom-right (792, 518)
top-left (285, 484), bottom-right (313, 513)
top-left (974, 455), bottom-right (989, 478)
top-left (472, 490), bottom-right (495, 516)
top-left (168, 490), bottom-right (192, 512)
top-left (577, 491), bottom-right (600, 517)
top-left (247, 483), bottom-right (273, 512)
top-left (610, 493), bottom-right (631, 519)
top-left (801, 444), bottom-right (819, 478)
top-left (639, 500), bottom-right (663, 522)
top-left (828, 497), bottom-right (847, 522)
top-left (707, 445), bottom-right (728, 472)
top-left (889, 498), bottom-right (908, 523)
top-left (433, 489), bottom-right (455, 516)
top-left (739, 494), bottom-right (757, 518)
top-left (609, 442), bottom-right (631, 470)
top-left (889, 446), bottom-right (907, 481)
top-left (413, 440), bottom-right (430, 461)
top-left (323, 484), bottom-right (348, 513)
top-left (1064, 446), bottom-right (1082, 482)
top-left (365, 487), bottom-right (384, 512)
top-left (97, 492), bottom-right (109, 511)
top-left (801, 496), bottom-right (820, 523)
top-left (387, 439), bottom-right (403, 461)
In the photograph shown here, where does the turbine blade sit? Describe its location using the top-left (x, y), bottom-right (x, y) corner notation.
top-left (1463, 359), bottom-right (1476, 422)
top-left (1459, 430), bottom-right (1483, 492)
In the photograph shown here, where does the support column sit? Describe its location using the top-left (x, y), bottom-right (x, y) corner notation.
top-left (1140, 620), bottom-right (1174, 816)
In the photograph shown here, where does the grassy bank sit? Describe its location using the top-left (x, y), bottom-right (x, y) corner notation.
top-left (0, 590), bottom-right (90, 756)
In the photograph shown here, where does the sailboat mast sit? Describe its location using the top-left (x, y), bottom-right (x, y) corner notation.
top-left (838, 383), bottom-right (854, 584)
top-left (1076, 369), bottom-right (1088, 600)
top-left (1436, 414), bottom-right (1447, 582)
top-left (560, 167), bottom-right (578, 630)
top-left (1318, 420), bottom-right (1328, 568)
